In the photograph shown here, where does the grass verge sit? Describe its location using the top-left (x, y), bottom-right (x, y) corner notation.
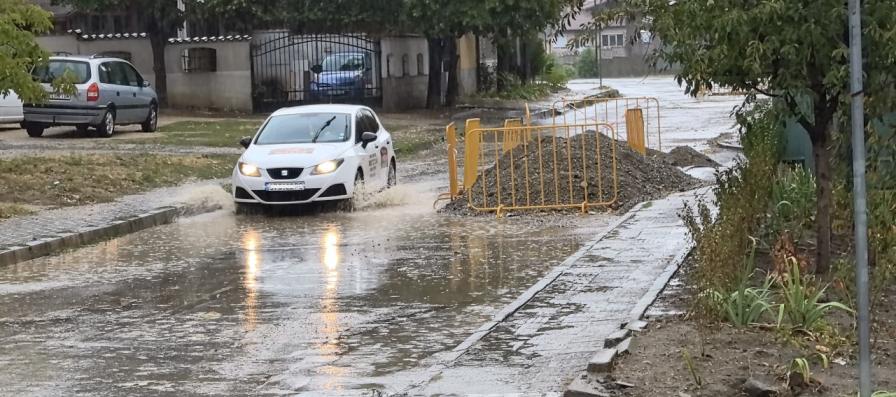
top-left (0, 203), bottom-right (35, 220)
top-left (0, 154), bottom-right (236, 207)
top-left (128, 120), bottom-right (262, 147)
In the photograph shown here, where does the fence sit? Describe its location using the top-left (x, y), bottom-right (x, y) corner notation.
top-left (552, 97), bottom-right (662, 153)
top-left (443, 122), bottom-right (618, 215)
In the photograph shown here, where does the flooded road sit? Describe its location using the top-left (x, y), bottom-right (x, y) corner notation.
top-left (0, 180), bottom-right (612, 395)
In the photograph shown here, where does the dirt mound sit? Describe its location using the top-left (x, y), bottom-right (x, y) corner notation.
top-left (662, 146), bottom-right (721, 168)
top-left (442, 133), bottom-right (703, 215)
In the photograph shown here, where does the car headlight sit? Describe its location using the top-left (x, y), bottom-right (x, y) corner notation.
top-left (239, 162), bottom-right (262, 177)
top-left (312, 159), bottom-right (344, 175)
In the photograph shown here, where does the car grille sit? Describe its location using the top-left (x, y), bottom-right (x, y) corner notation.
top-left (252, 189), bottom-right (320, 203)
top-left (266, 168), bottom-right (303, 180)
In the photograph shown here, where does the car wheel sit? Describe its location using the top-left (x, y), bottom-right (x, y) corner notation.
top-left (96, 110), bottom-right (115, 138)
top-left (25, 124), bottom-right (44, 138)
top-left (387, 160), bottom-right (397, 188)
top-left (343, 171), bottom-right (365, 212)
top-left (141, 103), bottom-right (158, 132)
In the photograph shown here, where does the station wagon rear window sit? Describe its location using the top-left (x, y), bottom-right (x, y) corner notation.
top-left (32, 61), bottom-right (91, 84)
top-left (255, 113), bottom-right (351, 145)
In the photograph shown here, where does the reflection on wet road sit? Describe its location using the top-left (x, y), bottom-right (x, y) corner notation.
top-left (0, 181), bottom-right (611, 395)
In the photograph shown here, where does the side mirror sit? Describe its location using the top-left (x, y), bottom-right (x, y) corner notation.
top-left (360, 131), bottom-right (377, 148)
top-left (239, 136), bottom-right (252, 149)
top-left (142, 80), bottom-right (151, 88)
top-left (311, 64), bottom-right (323, 74)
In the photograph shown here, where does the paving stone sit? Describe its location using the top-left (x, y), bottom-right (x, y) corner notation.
top-left (603, 329), bottom-right (631, 348)
top-left (614, 337), bottom-right (634, 356)
top-left (586, 349), bottom-right (617, 373)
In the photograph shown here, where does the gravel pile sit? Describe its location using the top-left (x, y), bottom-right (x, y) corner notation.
top-left (442, 132), bottom-right (703, 215)
top-left (661, 146), bottom-right (721, 168)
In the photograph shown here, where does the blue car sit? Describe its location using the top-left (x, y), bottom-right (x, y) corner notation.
top-left (310, 52), bottom-right (373, 101)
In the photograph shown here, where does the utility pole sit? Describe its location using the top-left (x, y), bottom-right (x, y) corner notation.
top-left (596, 25), bottom-right (603, 87)
top-left (847, 0), bottom-right (872, 395)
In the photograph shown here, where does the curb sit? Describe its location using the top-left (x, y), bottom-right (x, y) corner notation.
top-left (396, 201), bottom-right (649, 395)
top-left (0, 206), bottom-right (180, 267)
top-left (564, 188), bottom-right (713, 397)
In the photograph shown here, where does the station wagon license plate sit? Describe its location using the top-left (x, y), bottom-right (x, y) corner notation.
top-left (49, 93), bottom-right (71, 101)
top-left (265, 182), bottom-right (305, 191)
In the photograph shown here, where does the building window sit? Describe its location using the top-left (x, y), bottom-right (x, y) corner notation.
top-left (99, 51), bottom-right (132, 62)
top-left (401, 54), bottom-right (409, 76)
top-left (601, 33), bottom-right (625, 48)
top-left (417, 53), bottom-right (425, 76)
top-left (181, 47), bottom-right (217, 73)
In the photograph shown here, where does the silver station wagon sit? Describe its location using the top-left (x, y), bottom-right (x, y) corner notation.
top-left (23, 55), bottom-right (158, 138)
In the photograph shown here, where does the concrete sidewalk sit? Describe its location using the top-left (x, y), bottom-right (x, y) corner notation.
top-left (404, 187), bottom-right (710, 395)
top-left (0, 181), bottom-right (228, 266)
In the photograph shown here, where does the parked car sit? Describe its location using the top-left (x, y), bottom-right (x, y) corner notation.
top-left (232, 104), bottom-right (397, 210)
top-left (309, 52), bottom-right (374, 101)
top-left (0, 91), bottom-right (24, 124)
top-left (22, 55), bottom-right (158, 138)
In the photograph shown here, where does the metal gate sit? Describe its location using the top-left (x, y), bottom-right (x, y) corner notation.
top-left (251, 33), bottom-right (382, 112)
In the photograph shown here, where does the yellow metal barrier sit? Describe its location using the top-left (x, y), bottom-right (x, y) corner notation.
top-left (553, 97), bottom-right (662, 152)
top-left (625, 108), bottom-right (646, 155)
top-left (502, 118), bottom-right (523, 153)
top-left (446, 122), bottom-right (460, 198)
top-left (463, 118), bottom-right (481, 192)
top-left (464, 123), bottom-right (618, 215)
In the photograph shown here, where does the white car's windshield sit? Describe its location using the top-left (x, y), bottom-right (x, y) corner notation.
top-left (255, 113), bottom-right (351, 145)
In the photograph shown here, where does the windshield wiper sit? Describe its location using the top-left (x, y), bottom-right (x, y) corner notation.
top-left (311, 116), bottom-right (337, 143)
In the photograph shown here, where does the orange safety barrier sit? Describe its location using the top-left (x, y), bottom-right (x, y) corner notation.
top-left (463, 123), bottom-right (618, 216)
top-left (552, 97), bottom-right (662, 152)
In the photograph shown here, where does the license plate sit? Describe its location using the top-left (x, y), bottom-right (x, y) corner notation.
top-left (49, 94), bottom-right (71, 101)
top-left (265, 182), bottom-right (305, 191)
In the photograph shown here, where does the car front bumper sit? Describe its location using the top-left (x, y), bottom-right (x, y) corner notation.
top-left (23, 104), bottom-right (106, 126)
top-left (231, 165), bottom-right (356, 205)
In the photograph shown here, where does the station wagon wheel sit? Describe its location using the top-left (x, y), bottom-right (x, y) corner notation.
top-left (25, 123), bottom-right (44, 138)
top-left (96, 110), bottom-right (115, 138)
top-left (141, 103), bottom-right (158, 133)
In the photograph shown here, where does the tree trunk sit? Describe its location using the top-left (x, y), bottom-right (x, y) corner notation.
top-left (148, 31), bottom-right (168, 107)
top-left (445, 37), bottom-right (459, 107)
top-left (426, 38), bottom-right (444, 109)
top-left (496, 38), bottom-right (512, 91)
top-left (812, 130), bottom-right (833, 274)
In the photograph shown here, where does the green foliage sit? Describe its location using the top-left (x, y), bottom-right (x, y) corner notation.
top-left (0, 0), bottom-right (73, 103)
top-left (540, 55), bottom-right (574, 87)
top-left (575, 48), bottom-right (600, 78)
top-left (683, 103), bottom-right (781, 316)
top-left (763, 165), bottom-right (817, 246)
top-left (775, 261), bottom-right (853, 333)
top-left (708, 243), bottom-right (774, 327)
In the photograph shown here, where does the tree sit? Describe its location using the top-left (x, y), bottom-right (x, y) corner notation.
top-left (0, 0), bottom-right (69, 103)
top-left (579, 0), bottom-right (896, 273)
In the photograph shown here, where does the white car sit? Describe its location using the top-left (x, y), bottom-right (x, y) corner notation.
top-left (0, 91), bottom-right (24, 124)
top-left (232, 104), bottom-right (397, 209)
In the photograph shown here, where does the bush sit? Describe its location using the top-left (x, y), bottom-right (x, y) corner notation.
top-left (683, 101), bottom-right (782, 318)
top-left (575, 48), bottom-right (600, 78)
top-left (762, 165), bottom-right (817, 247)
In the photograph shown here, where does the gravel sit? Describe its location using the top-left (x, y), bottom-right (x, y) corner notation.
top-left (442, 132), bottom-right (703, 215)
top-left (660, 146), bottom-right (721, 168)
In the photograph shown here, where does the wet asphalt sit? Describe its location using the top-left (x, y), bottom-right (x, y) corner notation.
top-left (0, 180), bottom-right (609, 395)
top-left (0, 77), bottom-right (742, 395)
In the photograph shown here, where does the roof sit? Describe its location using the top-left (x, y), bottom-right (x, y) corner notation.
top-left (31, 0), bottom-right (73, 17)
top-left (48, 55), bottom-right (130, 63)
top-left (271, 104), bottom-right (370, 117)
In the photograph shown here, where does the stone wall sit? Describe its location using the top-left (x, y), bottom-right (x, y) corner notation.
top-left (380, 36), bottom-right (428, 112)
